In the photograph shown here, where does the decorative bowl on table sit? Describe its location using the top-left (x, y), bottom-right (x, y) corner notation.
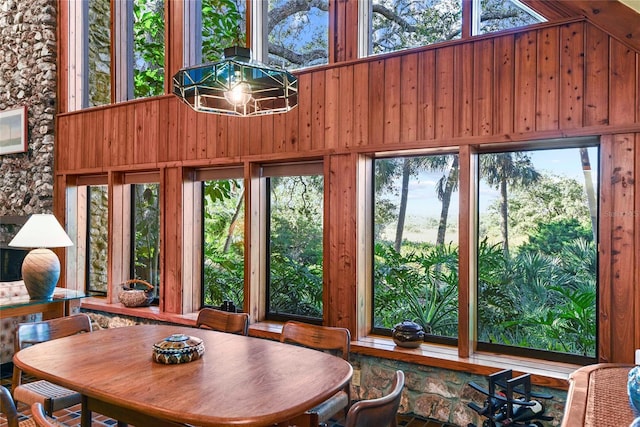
top-left (391, 320), bottom-right (425, 348)
top-left (152, 334), bottom-right (205, 364)
top-left (628, 366), bottom-right (640, 412)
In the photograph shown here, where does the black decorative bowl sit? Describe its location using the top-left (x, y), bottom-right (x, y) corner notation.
top-left (392, 320), bottom-right (425, 348)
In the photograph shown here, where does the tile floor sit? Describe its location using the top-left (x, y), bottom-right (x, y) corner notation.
top-left (0, 382), bottom-right (456, 427)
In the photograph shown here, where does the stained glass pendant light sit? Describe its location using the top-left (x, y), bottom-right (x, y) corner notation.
top-left (173, 46), bottom-right (298, 117)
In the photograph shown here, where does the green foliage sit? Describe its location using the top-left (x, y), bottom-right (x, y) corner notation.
top-left (202, 179), bottom-right (245, 308)
top-left (519, 218), bottom-right (593, 256)
top-left (268, 175), bottom-right (324, 318)
top-left (202, 0), bottom-right (245, 62)
top-left (373, 242), bottom-right (458, 337)
top-left (133, 184), bottom-right (160, 292)
top-left (133, 0), bottom-right (165, 98)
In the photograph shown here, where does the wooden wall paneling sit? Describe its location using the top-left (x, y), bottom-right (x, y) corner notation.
top-left (155, 97), bottom-right (171, 163)
top-left (285, 97), bottom-right (300, 152)
top-left (181, 104), bottom-right (197, 160)
top-left (338, 66), bottom-right (354, 149)
top-left (124, 104), bottom-right (136, 166)
top-left (102, 107), bottom-right (114, 167)
top-left (330, 0), bottom-right (344, 63)
top-left (608, 39), bottom-right (637, 126)
top-left (514, 30), bottom-right (537, 133)
top-left (56, 116), bottom-right (70, 171)
top-left (161, 166), bottom-right (183, 314)
top-left (536, 26), bottom-right (560, 131)
top-left (108, 171), bottom-right (127, 303)
top-left (272, 112), bottom-right (287, 153)
top-left (247, 163), bottom-right (266, 320)
top-left (458, 145), bottom-right (473, 358)
top-left (107, 107), bottom-right (122, 167)
top-left (205, 111), bottom-right (218, 159)
top-left (54, 174), bottom-right (69, 287)
top-left (352, 62), bottom-right (369, 146)
top-left (88, 110), bottom-right (104, 169)
top-left (383, 56), bottom-right (401, 145)
top-left (134, 101), bottom-right (159, 165)
top-left (259, 114), bottom-right (274, 156)
top-left (246, 116), bottom-right (264, 156)
top-left (597, 134), bottom-right (613, 362)
top-left (604, 134), bottom-right (636, 363)
top-left (435, 47), bottom-right (455, 140)
top-left (636, 133), bottom-right (640, 353)
top-left (559, 22), bottom-right (585, 129)
top-left (73, 114), bottom-right (84, 171)
top-left (57, 0), bottom-right (69, 114)
top-left (368, 59), bottom-right (385, 145)
top-left (400, 53), bottom-right (418, 143)
top-left (355, 154), bottom-right (371, 339)
top-left (343, 0), bottom-right (359, 62)
top-left (215, 115), bottom-right (229, 157)
top-left (492, 35), bottom-right (515, 136)
top-left (296, 73), bottom-right (313, 152)
top-left (311, 71), bottom-right (326, 151)
top-left (584, 25), bottom-right (609, 127)
top-left (165, 0), bottom-right (183, 94)
top-left (324, 68), bottom-right (340, 150)
top-left (473, 39), bottom-right (493, 136)
top-left (226, 116), bottom-right (240, 158)
top-left (195, 109), bottom-right (208, 160)
top-left (454, 43), bottom-right (474, 138)
top-left (325, 153), bottom-right (357, 330)
top-left (417, 50), bottom-right (436, 141)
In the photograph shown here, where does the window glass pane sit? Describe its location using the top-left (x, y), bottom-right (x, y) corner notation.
top-left (367, 0), bottom-right (462, 56)
top-left (133, 0), bottom-right (165, 98)
top-left (477, 147), bottom-right (598, 359)
top-left (267, 174), bottom-right (324, 320)
top-left (131, 183), bottom-right (160, 300)
top-left (373, 155), bottom-right (459, 340)
top-left (268, 0), bottom-right (329, 69)
top-left (475, 0), bottom-right (545, 35)
top-left (86, 185), bottom-right (108, 294)
top-left (202, 179), bottom-right (245, 309)
top-left (88, 0), bottom-right (111, 106)
top-left (201, 0), bottom-right (246, 63)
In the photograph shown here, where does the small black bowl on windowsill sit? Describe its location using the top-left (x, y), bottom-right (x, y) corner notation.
top-left (392, 320), bottom-right (425, 348)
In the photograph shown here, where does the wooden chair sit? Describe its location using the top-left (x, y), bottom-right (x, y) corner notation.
top-left (344, 370), bottom-right (404, 427)
top-left (279, 321), bottom-right (351, 426)
top-left (12, 314), bottom-right (93, 416)
top-left (195, 307), bottom-right (250, 335)
top-left (0, 385), bottom-right (67, 427)
top-left (30, 402), bottom-right (67, 427)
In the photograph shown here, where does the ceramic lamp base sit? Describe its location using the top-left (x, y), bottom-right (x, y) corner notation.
top-left (21, 248), bottom-right (60, 300)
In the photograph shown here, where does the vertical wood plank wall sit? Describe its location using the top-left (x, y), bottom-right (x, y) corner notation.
top-left (55, 19), bottom-right (640, 363)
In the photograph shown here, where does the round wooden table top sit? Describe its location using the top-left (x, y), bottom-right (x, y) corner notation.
top-left (14, 324), bottom-right (353, 427)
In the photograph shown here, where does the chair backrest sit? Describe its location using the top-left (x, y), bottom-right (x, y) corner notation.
top-left (14, 313), bottom-right (93, 352)
top-left (31, 402), bottom-right (62, 427)
top-left (279, 321), bottom-right (351, 361)
top-left (0, 385), bottom-right (20, 427)
top-left (344, 370), bottom-right (405, 427)
top-left (195, 308), bottom-right (250, 335)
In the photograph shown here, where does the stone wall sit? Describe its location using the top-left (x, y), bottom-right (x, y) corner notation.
top-left (0, 0), bottom-right (57, 217)
top-left (0, 0), bottom-right (57, 365)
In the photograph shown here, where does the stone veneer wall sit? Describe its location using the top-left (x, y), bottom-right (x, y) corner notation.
top-left (0, 0), bottom-right (57, 366)
top-left (82, 310), bottom-right (567, 426)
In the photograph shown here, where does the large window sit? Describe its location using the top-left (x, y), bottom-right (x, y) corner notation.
top-left (86, 185), bottom-right (109, 295)
top-left (131, 183), bottom-right (160, 301)
top-left (477, 146), bottom-right (598, 362)
top-left (132, 0), bottom-right (165, 98)
top-left (473, 0), bottom-right (545, 35)
top-left (87, 0), bottom-right (111, 106)
top-left (265, 163), bottom-right (324, 321)
top-left (372, 154), bottom-right (459, 342)
top-left (199, 0), bottom-right (246, 64)
top-left (201, 174), bottom-right (245, 310)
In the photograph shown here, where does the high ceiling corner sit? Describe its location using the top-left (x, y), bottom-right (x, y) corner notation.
top-left (523, 0), bottom-right (640, 53)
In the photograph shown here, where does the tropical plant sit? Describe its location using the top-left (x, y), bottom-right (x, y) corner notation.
top-left (133, 0), bottom-right (165, 98)
top-left (132, 183), bottom-right (160, 296)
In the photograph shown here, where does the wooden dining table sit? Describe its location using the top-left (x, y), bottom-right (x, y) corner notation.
top-left (13, 324), bottom-right (353, 427)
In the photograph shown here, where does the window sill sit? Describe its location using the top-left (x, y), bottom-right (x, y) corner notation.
top-left (82, 300), bottom-right (575, 390)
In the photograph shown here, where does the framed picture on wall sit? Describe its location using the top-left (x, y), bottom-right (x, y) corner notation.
top-left (0, 106), bottom-right (27, 155)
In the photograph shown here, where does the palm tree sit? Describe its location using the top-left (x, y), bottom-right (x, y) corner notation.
top-left (480, 153), bottom-right (540, 259)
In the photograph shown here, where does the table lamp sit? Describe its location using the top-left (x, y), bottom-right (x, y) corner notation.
top-left (8, 214), bottom-right (73, 300)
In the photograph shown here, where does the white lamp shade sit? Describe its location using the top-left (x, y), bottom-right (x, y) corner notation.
top-left (9, 214), bottom-right (73, 248)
